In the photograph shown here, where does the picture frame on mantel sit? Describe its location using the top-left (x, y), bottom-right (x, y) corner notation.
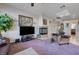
top-left (19, 15), bottom-right (33, 26)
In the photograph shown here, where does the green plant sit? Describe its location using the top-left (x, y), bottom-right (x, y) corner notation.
top-left (0, 13), bottom-right (13, 34)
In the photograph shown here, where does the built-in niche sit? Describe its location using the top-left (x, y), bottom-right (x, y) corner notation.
top-left (39, 27), bottom-right (48, 35)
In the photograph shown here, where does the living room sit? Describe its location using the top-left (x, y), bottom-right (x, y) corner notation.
top-left (0, 3), bottom-right (79, 55)
top-left (0, 3), bottom-right (60, 42)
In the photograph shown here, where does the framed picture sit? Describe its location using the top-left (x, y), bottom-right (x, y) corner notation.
top-left (43, 19), bottom-right (47, 25)
top-left (19, 15), bottom-right (33, 26)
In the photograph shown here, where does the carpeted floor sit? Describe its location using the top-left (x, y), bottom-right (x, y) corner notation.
top-left (8, 39), bottom-right (79, 55)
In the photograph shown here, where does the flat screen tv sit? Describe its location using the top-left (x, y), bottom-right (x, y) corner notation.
top-left (20, 26), bottom-right (35, 35)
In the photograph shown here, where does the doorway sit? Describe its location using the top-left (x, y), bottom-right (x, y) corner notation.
top-left (71, 24), bottom-right (76, 36)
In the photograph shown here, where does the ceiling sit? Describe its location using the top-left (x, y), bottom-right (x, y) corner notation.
top-left (5, 3), bottom-right (79, 20)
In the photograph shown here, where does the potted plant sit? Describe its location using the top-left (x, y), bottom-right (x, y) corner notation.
top-left (0, 13), bottom-right (13, 39)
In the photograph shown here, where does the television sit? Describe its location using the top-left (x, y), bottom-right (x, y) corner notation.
top-left (20, 26), bottom-right (35, 35)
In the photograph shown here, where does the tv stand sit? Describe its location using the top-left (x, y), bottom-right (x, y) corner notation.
top-left (21, 34), bottom-right (34, 42)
